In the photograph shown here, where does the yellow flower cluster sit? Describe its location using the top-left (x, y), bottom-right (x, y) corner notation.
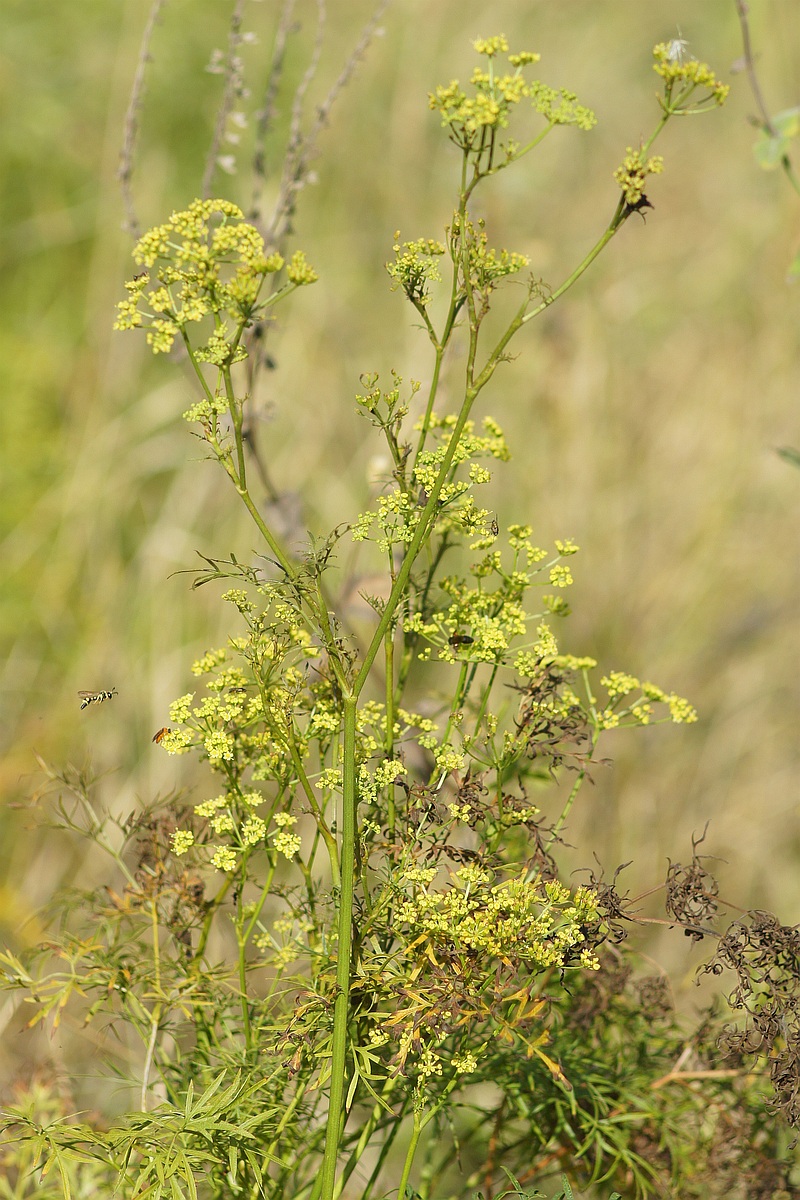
top-left (429, 37), bottom-right (594, 151)
top-left (652, 43), bottom-right (730, 107)
top-left (358, 758), bottom-right (409, 805)
top-left (396, 871), bottom-right (600, 970)
top-left (464, 218), bottom-right (529, 293)
top-left (527, 81), bottom-right (596, 131)
top-left (597, 671), bottom-right (697, 728)
top-left (532, 622), bottom-right (558, 659)
top-left (170, 829), bottom-right (195, 856)
top-left (386, 235), bottom-right (446, 307)
top-left (549, 564), bottom-right (573, 588)
top-left (553, 654), bottom-right (597, 672)
top-left (192, 647), bottom-right (228, 676)
top-left (113, 199), bottom-right (316, 362)
top-left (613, 147), bottom-right (665, 206)
top-left (285, 250), bottom-right (318, 286)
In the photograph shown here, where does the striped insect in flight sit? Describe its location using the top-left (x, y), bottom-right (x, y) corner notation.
top-left (79, 688), bottom-right (118, 711)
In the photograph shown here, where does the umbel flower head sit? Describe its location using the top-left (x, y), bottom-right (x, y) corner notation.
top-left (429, 34), bottom-right (595, 156)
top-left (614, 147), bottom-right (664, 207)
top-left (652, 41), bottom-right (730, 110)
top-left (113, 198), bottom-right (316, 360)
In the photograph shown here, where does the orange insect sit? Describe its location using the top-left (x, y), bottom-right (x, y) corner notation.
top-left (152, 727), bottom-right (172, 745)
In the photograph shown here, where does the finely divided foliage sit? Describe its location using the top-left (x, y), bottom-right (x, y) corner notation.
top-left (3, 30), bottom-right (798, 1200)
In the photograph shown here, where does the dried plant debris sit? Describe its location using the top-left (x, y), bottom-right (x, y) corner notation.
top-left (665, 826), bottom-right (721, 940)
top-left (705, 909), bottom-right (800, 1128)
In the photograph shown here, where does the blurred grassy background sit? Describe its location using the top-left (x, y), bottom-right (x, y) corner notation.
top-left (1, 0), bottom-right (799, 1024)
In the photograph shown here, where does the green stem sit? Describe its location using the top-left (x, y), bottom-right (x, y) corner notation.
top-left (360, 1103), bottom-right (410, 1200)
top-left (192, 874), bottom-right (233, 963)
top-left (150, 898), bottom-right (161, 993)
top-left (412, 165), bottom-right (467, 471)
top-left (384, 625), bottom-right (397, 837)
top-left (473, 663), bottom-right (499, 734)
top-left (222, 360), bottom-right (247, 487)
top-left (397, 1108), bottom-right (424, 1200)
top-left (642, 111), bottom-right (671, 157)
top-left (437, 661), bottom-right (469, 759)
top-left (140, 899), bottom-right (163, 1111)
top-left (513, 121), bottom-right (670, 334)
top-left (261, 1079), bottom-right (309, 1178)
top-left (413, 344), bottom-right (445, 467)
top-left (520, 223), bottom-right (618, 329)
top-left (181, 330), bottom-right (217, 406)
top-left (235, 872), bottom-right (252, 1049)
top-left (319, 694), bottom-right (358, 1200)
top-left (234, 477), bottom-right (301, 582)
top-left (140, 1002), bottom-right (162, 1112)
top-left (507, 122), bottom-right (555, 163)
top-left (287, 725), bottom-right (341, 890)
top-left (333, 1078), bottom-right (400, 1199)
top-left (394, 534), bottom-right (452, 703)
top-left (242, 855), bottom-right (277, 948)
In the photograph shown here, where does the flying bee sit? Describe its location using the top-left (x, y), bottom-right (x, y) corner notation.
top-left (152, 727), bottom-right (172, 745)
top-left (448, 633), bottom-right (474, 648)
top-left (79, 688), bottom-right (118, 710)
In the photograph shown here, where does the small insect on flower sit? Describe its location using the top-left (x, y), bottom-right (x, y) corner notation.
top-left (79, 688), bottom-right (118, 710)
top-left (152, 727), bottom-right (172, 744)
top-left (624, 194), bottom-right (654, 223)
top-left (449, 633), bottom-right (475, 648)
top-left (666, 30), bottom-right (689, 63)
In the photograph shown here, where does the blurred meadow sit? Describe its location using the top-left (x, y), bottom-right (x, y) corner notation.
top-left (1, 0), bottom-right (799, 1060)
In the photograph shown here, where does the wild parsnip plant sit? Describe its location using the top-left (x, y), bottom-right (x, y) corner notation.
top-left (5, 32), bottom-right (799, 1200)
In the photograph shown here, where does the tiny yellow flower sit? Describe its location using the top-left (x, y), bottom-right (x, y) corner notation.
top-left (272, 830), bottom-right (301, 859)
top-left (212, 846), bottom-right (238, 873)
top-left (170, 830), bottom-right (195, 856)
